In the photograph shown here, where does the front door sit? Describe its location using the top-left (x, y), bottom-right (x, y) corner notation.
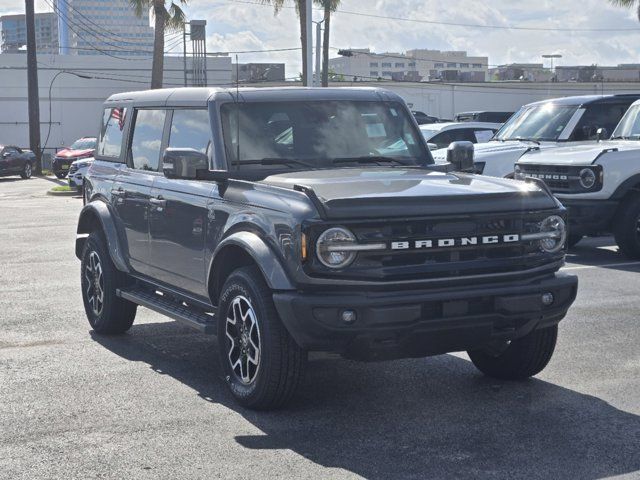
top-left (113, 108), bottom-right (167, 276)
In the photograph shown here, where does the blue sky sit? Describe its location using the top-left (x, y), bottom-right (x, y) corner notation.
top-left (2, 0), bottom-right (639, 74)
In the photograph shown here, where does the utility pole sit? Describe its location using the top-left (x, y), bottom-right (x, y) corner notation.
top-left (314, 21), bottom-right (323, 87)
top-left (305, 0), bottom-right (313, 87)
top-left (25, 0), bottom-right (42, 174)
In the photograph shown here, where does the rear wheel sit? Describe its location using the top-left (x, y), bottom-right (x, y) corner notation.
top-left (613, 194), bottom-right (640, 259)
top-left (20, 162), bottom-right (32, 179)
top-left (218, 266), bottom-right (306, 410)
top-left (81, 232), bottom-right (136, 334)
top-left (467, 325), bottom-right (558, 380)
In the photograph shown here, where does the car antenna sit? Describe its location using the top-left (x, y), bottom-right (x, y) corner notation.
top-left (235, 54), bottom-right (240, 171)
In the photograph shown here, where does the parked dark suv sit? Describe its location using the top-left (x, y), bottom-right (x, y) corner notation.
top-left (76, 87), bottom-right (577, 409)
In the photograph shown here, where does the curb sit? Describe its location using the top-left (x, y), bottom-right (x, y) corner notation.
top-left (47, 189), bottom-right (78, 197)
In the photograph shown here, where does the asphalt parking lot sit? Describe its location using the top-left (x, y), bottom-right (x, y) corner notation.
top-left (1, 176), bottom-right (639, 479)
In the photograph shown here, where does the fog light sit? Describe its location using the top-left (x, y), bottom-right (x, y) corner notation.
top-left (541, 292), bottom-right (554, 306)
top-left (341, 309), bottom-right (357, 324)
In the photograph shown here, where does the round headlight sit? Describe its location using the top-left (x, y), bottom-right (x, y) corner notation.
top-left (316, 227), bottom-right (357, 269)
top-left (539, 215), bottom-right (566, 253)
top-left (579, 168), bottom-right (596, 189)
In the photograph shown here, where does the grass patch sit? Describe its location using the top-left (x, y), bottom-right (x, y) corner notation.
top-left (51, 185), bottom-right (73, 192)
top-left (42, 169), bottom-right (52, 176)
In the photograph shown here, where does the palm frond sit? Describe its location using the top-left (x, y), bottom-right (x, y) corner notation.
top-left (129, 0), bottom-right (150, 18)
top-left (609, 0), bottom-right (640, 21)
top-left (166, 2), bottom-right (187, 30)
top-left (257, 0), bottom-right (287, 16)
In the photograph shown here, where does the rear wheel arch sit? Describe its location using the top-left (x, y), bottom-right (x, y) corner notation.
top-left (76, 202), bottom-right (129, 272)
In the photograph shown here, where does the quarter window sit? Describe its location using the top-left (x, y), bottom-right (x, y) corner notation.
top-left (129, 109), bottom-right (166, 171)
top-left (97, 107), bottom-right (127, 159)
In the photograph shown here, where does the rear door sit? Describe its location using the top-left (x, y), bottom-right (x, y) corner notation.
top-left (148, 108), bottom-right (214, 297)
top-left (112, 108), bottom-right (167, 276)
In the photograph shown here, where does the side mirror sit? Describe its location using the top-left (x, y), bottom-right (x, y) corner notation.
top-left (596, 127), bottom-right (608, 141)
top-left (162, 148), bottom-right (208, 180)
top-left (446, 141), bottom-right (475, 172)
top-left (2, 152), bottom-right (10, 158)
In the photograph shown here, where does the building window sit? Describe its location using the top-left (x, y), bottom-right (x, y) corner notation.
top-left (370, 71), bottom-right (379, 77)
top-left (434, 63), bottom-right (444, 68)
top-left (369, 62), bottom-right (378, 67)
top-left (395, 62), bottom-right (405, 68)
top-left (447, 62), bottom-right (456, 68)
top-left (381, 71), bottom-right (393, 76)
top-left (459, 63), bottom-right (469, 68)
top-left (381, 62), bottom-right (392, 67)
top-left (408, 62), bottom-right (416, 67)
top-left (473, 63), bottom-right (483, 68)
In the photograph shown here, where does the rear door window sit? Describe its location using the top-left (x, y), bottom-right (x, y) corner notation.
top-left (97, 107), bottom-right (128, 159)
top-left (570, 103), bottom-right (632, 140)
top-left (168, 109), bottom-right (213, 157)
top-left (129, 109), bottom-right (166, 171)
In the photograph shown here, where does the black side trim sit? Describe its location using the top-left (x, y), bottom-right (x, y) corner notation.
top-left (293, 184), bottom-right (328, 220)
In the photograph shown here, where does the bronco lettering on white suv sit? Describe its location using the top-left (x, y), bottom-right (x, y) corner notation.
top-left (76, 87), bottom-right (577, 409)
top-left (516, 98), bottom-right (640, 257)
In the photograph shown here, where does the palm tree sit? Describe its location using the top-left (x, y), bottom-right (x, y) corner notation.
top-left (319, 0), bottom-right (340, 87)
top-left (609, 0), bottom-right (640, 20)
top-left (131, 0), bottom-right (187, 89)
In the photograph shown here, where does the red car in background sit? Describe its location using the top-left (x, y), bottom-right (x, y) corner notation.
top-left (52, 137), bottom-right (96, 179)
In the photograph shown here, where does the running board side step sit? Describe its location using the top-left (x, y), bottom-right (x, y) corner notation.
top-left (117, 287), bottom-right (217, 334)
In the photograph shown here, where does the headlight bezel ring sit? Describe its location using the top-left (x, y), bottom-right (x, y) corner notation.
top-left (315, 227), bottom-right (358, 269)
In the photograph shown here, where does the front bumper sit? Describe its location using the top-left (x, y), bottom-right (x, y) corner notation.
top-left (273, 273), bottom-right (577, 360)
top-left (68, 171), bottom-right (84, 190)
top-left (558, 198), bottom-right (618, 236)
top-left (52, 158), bottom-right (72, 174)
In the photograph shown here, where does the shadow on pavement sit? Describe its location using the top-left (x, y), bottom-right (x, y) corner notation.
top-left (92, 322), bottom-right (640, 479)
top-left (566, 236), bottom-right (640, 272)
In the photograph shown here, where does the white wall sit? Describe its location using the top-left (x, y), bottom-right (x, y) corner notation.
top-left (0, 53), bottom-right (232, 153)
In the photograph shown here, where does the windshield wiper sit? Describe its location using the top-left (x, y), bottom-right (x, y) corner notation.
top-left (240, 158), bottom-right (316, 168)
top-left (332, 156), bottom-right (411, 166)
top-left (512, 137), bottom-right (541, 145)
top-left (610, 136), bottom-right (628, 140)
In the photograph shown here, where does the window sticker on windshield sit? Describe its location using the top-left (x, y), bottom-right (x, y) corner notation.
top-left (474, 130), bottom-right (494, 143)
top-left (366, 123), bottom-right (387, 138)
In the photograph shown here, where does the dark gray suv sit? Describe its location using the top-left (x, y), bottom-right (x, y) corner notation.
top-left (76, 87), bottom-right (577, 409)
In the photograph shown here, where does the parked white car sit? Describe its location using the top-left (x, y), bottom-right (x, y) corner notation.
top-left (431, 94), bottom-right (640, 177)
top-left (67, 157), bottom-right (94, 193)
top-left (420, 122), bottom-right (501, 151)
top-left (516, 99), bottom-right (640, 257)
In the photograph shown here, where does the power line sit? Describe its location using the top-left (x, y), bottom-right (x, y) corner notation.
top-left (225, 0), bottom-right (640, 33)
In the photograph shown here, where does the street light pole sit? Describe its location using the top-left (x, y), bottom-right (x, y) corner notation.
top-left (25, 0), bottom-right (42, 174)
top-left (305, 0), bottom-right (313, 87)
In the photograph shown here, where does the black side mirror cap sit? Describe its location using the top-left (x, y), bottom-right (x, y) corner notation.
top-left (162, 148), bottom-right (209, 180)
top-left (446, 141), bottom-right (475, 172)
top-left (596, 127), bottom-right (608, 141)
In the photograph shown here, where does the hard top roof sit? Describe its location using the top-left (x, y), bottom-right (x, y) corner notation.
top-left (104, 86), bottom-right (405, 107)
top-left (526, 94), bottom-right (640, 108)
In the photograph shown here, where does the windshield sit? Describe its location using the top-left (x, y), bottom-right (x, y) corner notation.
top-left (220, 101), bottom-right (430, 168)
top-left (70, 138), bottom-right (97, 150)
top-left (611, 104), bottom-right (640, 140)
top-left (493, 104), bottom-right (579, 141)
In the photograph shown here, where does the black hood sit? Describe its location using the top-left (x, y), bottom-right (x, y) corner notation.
top-left (260, 167), bottom-right (559, 220)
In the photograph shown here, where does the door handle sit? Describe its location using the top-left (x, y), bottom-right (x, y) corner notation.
top-left (150, 196), bottom-right (167, 208)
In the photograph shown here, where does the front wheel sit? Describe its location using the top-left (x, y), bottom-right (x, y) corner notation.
top-left (613, 194), bottom-right (640, 259)
top-left (467, 325), bottom-right (558, 380)
top-left (20, 162), bottom-right (32, 179)
top-left (54, 171), bottom-right (67, 179)
top-left (81, 232), bottom-right (136, 334)
top-left (218, 266), bottom-right (306, 410)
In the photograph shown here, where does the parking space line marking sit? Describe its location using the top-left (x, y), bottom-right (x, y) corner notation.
top-left (562, 261), bottom-right (640, 271)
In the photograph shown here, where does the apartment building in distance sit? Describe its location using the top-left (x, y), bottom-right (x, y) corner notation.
top-left (54, 0), bottom-right (154, 56)
top-left (0, 12), bottom-right (59, 54)
top-left (329, 48), bottom-right (489, 82)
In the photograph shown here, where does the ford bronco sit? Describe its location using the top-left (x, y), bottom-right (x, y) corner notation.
top-left (76, 87), bottom-right (577, 409)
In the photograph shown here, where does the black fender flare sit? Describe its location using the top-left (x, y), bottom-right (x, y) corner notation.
top-left (75, 201), bottom-right (129, 272)
top-left (207, 231), bottom-right (295, 295)
top-left (611, 173), bottom-right (640, 201)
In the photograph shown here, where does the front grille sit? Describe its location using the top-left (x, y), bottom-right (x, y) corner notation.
top-left (518, 164), bottom-right (572, 192)
top-left (305, 212), bottom-right (563, 283)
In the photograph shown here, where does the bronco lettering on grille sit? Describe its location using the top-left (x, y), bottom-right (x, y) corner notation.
top-left (526, 173), bottom-right (568, 181)
top-left (391, 234), bottom-right (520, 250)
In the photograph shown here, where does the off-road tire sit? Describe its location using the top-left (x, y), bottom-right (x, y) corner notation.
top-left (567, 234), bottom-right (582, 249)
top-left (20, 162), bottom-right (32, 179)
top-left (55, 171), bottom-right (67, 179)
top-left (80, 231), bottom-right (136, 334)
top-left (613, 194), bottom-right (640, 259)
top-left (218, 266), bottom-right (306, 410)
top-left (468, 325), bottom-right (558, 380)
